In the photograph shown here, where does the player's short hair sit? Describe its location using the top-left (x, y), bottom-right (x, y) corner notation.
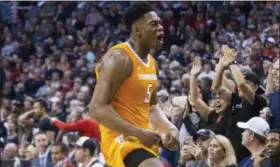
top-left (123, 2), bottom-right (155, 32)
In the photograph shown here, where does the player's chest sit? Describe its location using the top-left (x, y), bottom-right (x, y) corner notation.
top-left (126, 66), bottom-right (158, 92)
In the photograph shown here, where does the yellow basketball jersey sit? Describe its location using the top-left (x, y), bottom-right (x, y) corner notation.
top-left (95, 42), bottom-right (159, 167)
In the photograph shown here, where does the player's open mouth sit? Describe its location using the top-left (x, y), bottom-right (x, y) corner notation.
top-left (157, 34), bottom-right (164, 44)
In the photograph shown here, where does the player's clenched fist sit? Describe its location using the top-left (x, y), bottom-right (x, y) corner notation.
top-left (161, 127), bottom-right (179, 151)
top-left (136, 129), bottom-right (161, 148)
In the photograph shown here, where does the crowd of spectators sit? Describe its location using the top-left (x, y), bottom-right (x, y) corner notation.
top-left (0, 1), bottom-right (279, 167)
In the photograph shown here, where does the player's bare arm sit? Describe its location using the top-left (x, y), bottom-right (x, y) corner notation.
top-left (90, 49), bottom-right (140, 136)
top-left (149, 63), bottom-right (179, 151)
top-left (90, 49), bottom-right (160, 147)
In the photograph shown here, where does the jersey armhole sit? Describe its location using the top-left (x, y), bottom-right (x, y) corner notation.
top-left (95, 48), bottom-right (134, 79)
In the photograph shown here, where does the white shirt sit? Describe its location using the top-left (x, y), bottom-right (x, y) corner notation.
top-left (38, 147), bottom-right (51, 167)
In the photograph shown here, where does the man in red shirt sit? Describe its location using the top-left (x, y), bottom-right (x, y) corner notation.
top-left (50, 107), bottom-right (100, 141)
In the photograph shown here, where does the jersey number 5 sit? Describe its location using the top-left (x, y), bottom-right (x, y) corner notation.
top-left (144, 83), bottom-right (152, 104)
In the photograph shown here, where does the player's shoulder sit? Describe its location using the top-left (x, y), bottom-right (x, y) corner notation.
top-left (97, 48), bottom-right (133, 78)
top-left (103, 48), bottom-right (132, 68)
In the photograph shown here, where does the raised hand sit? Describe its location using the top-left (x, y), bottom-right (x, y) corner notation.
top-left (220, 45), bottom-right (238, 68)
top-left (191, 57), bottom-right (202, 76)
top-left (185, 142), bottom-right (204, 161)
top-left (253, 153), bottom-right (269, 167)
top-left (180, 145), bottom-right (194, 163)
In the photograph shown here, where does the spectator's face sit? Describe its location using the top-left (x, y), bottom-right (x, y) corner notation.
top-left (74, 78), bottom-right (82, 88)
top-left (260, 107), bottom-right (271, 121)
top-left (165, 10), bottom-right (173, 19)
top-left (52, 72), bottom-right (60, 81)
top-left (204, 63), bottom-right (211, 72)
top-left (244, 57), bottom-right (252, 66)
top-left (213, 95), bottom-right (228, 114)
top-left (16, 83), bottom-right (24, 92)
top-left (51, 146), bottom-right (66, 163)
top-left (5, 37), bottom-right (12, 44)
top-left (7, 121), bottom-right (16, 131)
top-left (265, 41), bottom-right (274, 49)
top-left (63, 70), bottom-right (72, 79)
top-left (197, 136), bottom-right (211, 153)
top-left (77, 92), bottom-right (85, 101)
top-left (52, 103), bottom-right (60, 113)
top-left (35, 134), bottom-right (48, 150)
top-left (74, 147), bottom-right (86, 163)
top-left (208, 138), bottom-right (225, 162)
top-left (7, 114), bottom-right (16, 123)
top-left (170, 97), bottom-right (187, 123)
top-left (2, 98), bottom-right (11, 109)
top-left (3, 144), bottom-right (17, 160)
top-left (266, 132), bottom-right (280, 157)
top-left (36, 46), bottom-right (43, 55)
top-left (70, 112), bottom-right (80, 123)
top-left (168, 25), bottom-right (175, 34)
top-left (24, 100), bottom-right (33, 111)
top-left (60, 55), bottom-right (68, 63)
top-left (33, 102), bottom-right (43, 117)
top-left (241, 129), bottom-right (252, 146)
top-left (161, 63), bottom-right (169, 73)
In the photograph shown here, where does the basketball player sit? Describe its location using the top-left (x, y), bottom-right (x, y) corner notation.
top-left (90, 2), bottom-right (179, 167)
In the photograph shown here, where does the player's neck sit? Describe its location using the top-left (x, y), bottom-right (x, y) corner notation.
top-left (128, 38), bottom-right (149, 60)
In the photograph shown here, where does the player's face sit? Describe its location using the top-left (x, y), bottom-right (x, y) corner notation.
top-left (139, 11), bottom-right (164, 49)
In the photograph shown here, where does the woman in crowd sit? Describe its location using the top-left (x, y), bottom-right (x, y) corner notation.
top-left (208, 135), bottom-right (237, 167)
top-left (190, 57), bottom-right (233, 135)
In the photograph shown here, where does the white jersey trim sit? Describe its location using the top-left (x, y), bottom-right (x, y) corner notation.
top-left (125, 42), bottom-right (150, 68)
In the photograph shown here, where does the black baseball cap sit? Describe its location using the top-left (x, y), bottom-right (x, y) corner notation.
top-left (243, 71), bottom-right (265, 94)
top-left (244, 71), bottom-right (260, 85)
top-left (75, 136), bottom-right (100, 155)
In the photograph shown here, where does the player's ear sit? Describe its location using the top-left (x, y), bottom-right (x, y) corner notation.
top-left (132, 25), bottom-right (141, 38)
